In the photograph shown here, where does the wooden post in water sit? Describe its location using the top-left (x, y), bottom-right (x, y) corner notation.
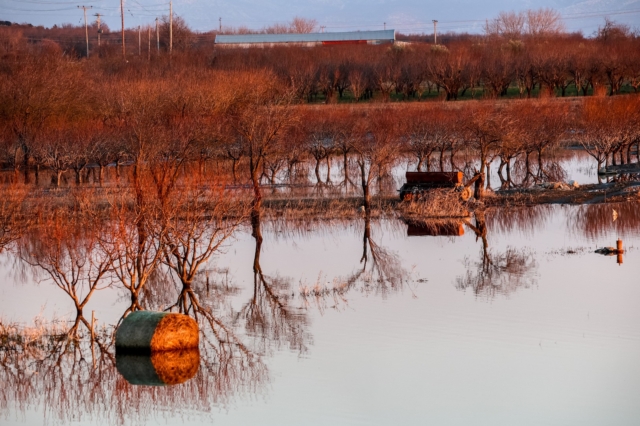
top-left (617, 239), bottom-right (624, 265)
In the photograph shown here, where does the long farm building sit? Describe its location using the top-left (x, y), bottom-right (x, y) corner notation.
top-left (215, 29), bottom-right (396, 48)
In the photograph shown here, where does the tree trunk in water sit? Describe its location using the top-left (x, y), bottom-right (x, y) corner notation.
top-left (485, 162), bottom-right (491, 190)
top-left (360, 162), bottom-right (370, 213)
top-left (315, 159), bottom-right (321, 184)
top-left (597, 160), bottom-right (603, 184)
top-left (231, 159), bottom-right (238, 183)
top-left (23, 153), bottom-right (30, 185)
top-left (288, 161), bottom-right (296, 184)
top-left (343, 151), bottom-right (349, 185)
top-left (524, 151), bottom-right (532, 183)
top-left (497, 160), bottom-right (506, 188)
top-left (252, 221), bottom-right (263, 274)
top-left (130, 290), bottom-right (141, 312)
top-left (250, 156), bottom-right (263, 244)
top-left (537, 150), bottom-right (544, 179)
top-left (474, 173), bottom-right (485, 200)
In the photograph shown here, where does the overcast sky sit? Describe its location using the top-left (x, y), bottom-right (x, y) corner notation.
top-left (3, 0), bottom-right (639, 35)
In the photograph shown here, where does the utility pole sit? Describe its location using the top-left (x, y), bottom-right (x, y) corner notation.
top-left (138, 25), bottom-right (141, 55)
top-left (169, 0), bottom-right (173, 55)
top-left (432, 20), bottom-right (438, 45)
top-left (219, 17), bottom-right (221, 32)
top-left (78, 5), bottom-right (92, 58)
top-left (155, 17), bottom-right (159, 52)
top-left (148, 27), bottom-right (151, 60)
top-left (94, 13), bottom-right (102, 47)
top-left (120, 0), bottom-right (125, 58)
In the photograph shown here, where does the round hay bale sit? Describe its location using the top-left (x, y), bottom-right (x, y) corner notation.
top-left (116, 311), bottom-right (199, 353)
top-left (116, 348), bottom-right (200, 386)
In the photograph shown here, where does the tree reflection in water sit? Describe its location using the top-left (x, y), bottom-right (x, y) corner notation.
top-left (2, 205), bottom-right (417, 424)
top-left (484, 205), bottom-right (555, 237)
top-left (0, 197), bottom-right (273, 424)
top-left (17, 213), bottom-right (113, 336)
top-left (0, 319), bottom-right (267, 425)
top-left (457, 209), bottom-right (538, 298)
top-left (354, 214), bottom-right (409, 296)
top-left (295, 215), bottom-right (410, 311)
top-left (569, 202), bottom-right (640, 240)
top-left (239, 214), bottom-right (311, 354)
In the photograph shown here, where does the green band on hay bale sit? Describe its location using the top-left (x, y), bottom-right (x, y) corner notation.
top-left (116, 349), bottom-right (200, 386)
top-left (115, 311), bottom-right (199, 353)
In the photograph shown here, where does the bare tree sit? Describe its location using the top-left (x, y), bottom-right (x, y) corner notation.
top-left (352, 108), bottom-right (401, 213)
top-left (526, 8), bottom-right (565, 36)
top-left (289, 17), bottom-right (317, 33)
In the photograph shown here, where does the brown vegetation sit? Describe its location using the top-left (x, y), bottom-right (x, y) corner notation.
top-left (0, 11), bottom-right (638, 238)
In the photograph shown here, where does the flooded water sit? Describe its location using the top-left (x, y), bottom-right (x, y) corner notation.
top-left (1, 202), bottom-right (640, 426)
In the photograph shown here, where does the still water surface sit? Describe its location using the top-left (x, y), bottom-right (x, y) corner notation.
top-left (1, 204), bottom-right (640, 425)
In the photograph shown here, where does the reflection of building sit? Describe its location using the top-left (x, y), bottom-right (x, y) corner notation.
top-left (215, 30), bottom-right (395, 48)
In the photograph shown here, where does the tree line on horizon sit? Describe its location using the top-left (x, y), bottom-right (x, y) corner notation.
top-left (1, 10), bottom-right (639, 102)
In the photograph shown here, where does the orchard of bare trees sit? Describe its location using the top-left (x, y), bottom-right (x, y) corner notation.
top-left (1, 9), bottom-right (640, 224)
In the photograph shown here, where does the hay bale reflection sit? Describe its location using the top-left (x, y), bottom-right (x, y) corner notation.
top-left (116, 349), bottom-right (200, 386)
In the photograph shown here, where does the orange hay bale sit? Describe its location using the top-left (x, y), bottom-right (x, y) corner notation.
top-left (150, 314), bottom-right (199, 352)
top-left (116, 311), bottom-right (199, 353)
